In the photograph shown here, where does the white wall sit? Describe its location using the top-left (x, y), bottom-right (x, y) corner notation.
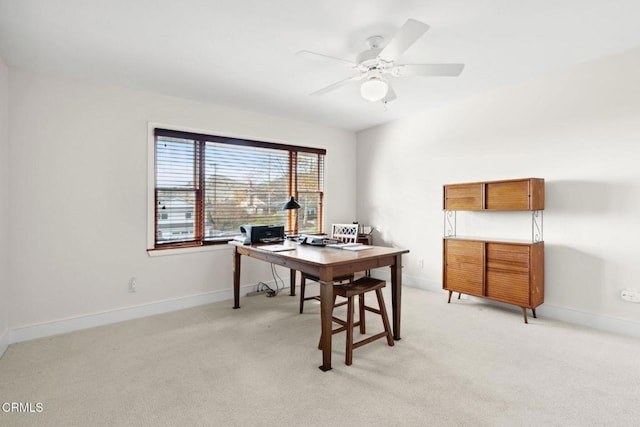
top-left (7, 68), bottom-right (356, 336)
top-left (357, 46), bottom-right (640, 335)
top-left (0, 56), bottom-right (9, 354)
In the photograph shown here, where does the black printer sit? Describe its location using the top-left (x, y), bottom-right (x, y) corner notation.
top-left (237, 225), bottom-right (285, 244)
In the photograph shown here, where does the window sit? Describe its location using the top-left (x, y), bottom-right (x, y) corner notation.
top-left (152, 128), bottom-right (325, 249)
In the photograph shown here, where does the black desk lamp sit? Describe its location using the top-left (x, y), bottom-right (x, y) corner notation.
top-left (283, 196), bottom-right (300, 210)
top-left (283, 196), bottom-right (300, 237)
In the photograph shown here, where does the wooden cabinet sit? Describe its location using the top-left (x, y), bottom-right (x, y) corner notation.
top-left (443, 239), bottom-right (544, 323)
top-left (442, 178), bottom-right (545, 323)
top-left (443, 178), bottom-right (544, 211)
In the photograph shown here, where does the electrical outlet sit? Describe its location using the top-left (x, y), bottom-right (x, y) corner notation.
top-left (620, 289), bottom-right (640, 303)
top-left (128, 277), bottom-right (137, 293)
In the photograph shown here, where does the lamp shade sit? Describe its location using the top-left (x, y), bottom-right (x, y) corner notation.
top-left (360, 77), bottom-right (389, 102)
top-left (283, 196), bottom-right (301, 210)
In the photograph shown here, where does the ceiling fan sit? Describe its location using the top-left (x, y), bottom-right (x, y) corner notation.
top-left (298, 19), bottom-right (464, 103)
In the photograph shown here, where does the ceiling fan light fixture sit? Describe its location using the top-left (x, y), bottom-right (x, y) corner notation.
top-left (360, 76), bottom-right (389, 102)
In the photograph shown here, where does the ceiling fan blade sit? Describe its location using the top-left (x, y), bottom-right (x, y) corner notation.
top-left (296, 50), bottom-right (355, 67)
top-left (379, 19), bottom-right (430, 62)
top-left (394, 63), bottom-right (465, 77)
top-left (310, 75), bottom-right (362, 96)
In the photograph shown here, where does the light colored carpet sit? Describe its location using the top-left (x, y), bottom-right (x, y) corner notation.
top-left (1, 286), bottom-right (639, 426)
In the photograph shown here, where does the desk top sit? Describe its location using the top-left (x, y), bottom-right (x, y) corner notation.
top-left (231, 240), bottom-right (409, 268)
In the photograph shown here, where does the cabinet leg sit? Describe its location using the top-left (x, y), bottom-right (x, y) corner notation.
top-left (521, 307), bottom-right (528, 324)
top-left (447, 290), bottom-right (453, 303)
top-left (532, 308), bottom-right (537, 318)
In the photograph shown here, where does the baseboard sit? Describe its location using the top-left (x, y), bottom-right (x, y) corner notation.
top-left (535, 304), bottom-right (640, 338)
top-left (7, 283), bottom-right (261, 345)
top-left (370, 269), bottom-right (442, 292)
top-left (0, 327), bottom-right (8, 359)
top-left (398, 271), bottom-right (640, 339)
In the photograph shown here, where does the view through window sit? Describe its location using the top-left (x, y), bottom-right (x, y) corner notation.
top-left (153, 128), bottom-right (325, 248)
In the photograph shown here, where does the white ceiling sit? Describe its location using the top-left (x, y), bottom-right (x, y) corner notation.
top-left (1, 0), bottom-right (640, 132)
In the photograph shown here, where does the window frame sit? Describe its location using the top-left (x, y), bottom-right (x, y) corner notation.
top-left (147, 125), bottom-right (326, 252)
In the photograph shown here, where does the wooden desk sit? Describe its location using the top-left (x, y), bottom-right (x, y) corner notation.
top-left (231, 241), bottom-right (409, 371)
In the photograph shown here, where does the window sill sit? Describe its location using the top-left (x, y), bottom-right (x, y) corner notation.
top-left (147, 243), bottom-right (233, 257)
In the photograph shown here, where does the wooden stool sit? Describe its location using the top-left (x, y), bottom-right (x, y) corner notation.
top-left (299, 273), bottom-right (351, 314)
top-left (320, 277), bottom-right (394, 365)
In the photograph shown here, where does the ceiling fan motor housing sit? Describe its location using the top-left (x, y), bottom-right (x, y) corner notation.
top-left (356, 47), bottom-right (383, 67)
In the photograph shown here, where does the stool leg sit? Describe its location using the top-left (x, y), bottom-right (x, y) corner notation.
top-left (358, 293), bottom-right (366, 334)
top-left (299, 276), bottom-right (306, 314)
top-left (345, 296), bottom-right (354, 366)
top-left (375, 289), bottom-right (394, 347)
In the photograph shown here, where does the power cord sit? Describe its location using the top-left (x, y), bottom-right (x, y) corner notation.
top-left (269, 263), bottom-right (285, 296)
top-left (256, 264), bottom-right (286, 297)
top-left (255, 281), bottom-right (275, 296)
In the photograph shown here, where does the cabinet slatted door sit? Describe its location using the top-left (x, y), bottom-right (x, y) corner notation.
top-left (486, 243), bottom-right (531, 306)
top-left (444, 239), bottom-right (484, 296)
top-left (485, 180), bottom-right (531, 210)
top-left (443, 183), bottom-right (483, 210)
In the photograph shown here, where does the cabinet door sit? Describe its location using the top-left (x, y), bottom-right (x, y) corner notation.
top-left (485, 180), bottom-right (532, 210)
top-left (444, 183), bottom-right (483, 210)
top-left (444, 240), bottom-right (484, 296)
top-left (485, 243), bottom-right (530, 306)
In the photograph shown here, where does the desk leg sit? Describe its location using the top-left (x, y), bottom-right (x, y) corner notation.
top-left (290, 269), bottom-right (296, 296)
top-left (233, 247), bottom-right (241, 309)
top-left (319, 279), bottom-right (333, 371)
top-left (390, 254), bottom-right (403, 340)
